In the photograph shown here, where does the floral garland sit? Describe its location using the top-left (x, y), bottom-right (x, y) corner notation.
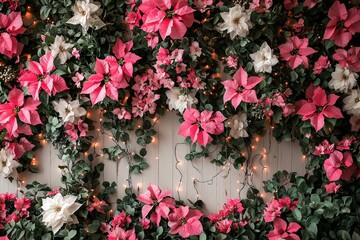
top-left (0, 0), bottom-right (359, 239)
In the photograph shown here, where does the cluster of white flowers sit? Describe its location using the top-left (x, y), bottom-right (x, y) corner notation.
top-left (219, 4), bottom-right (253, 39)
top-left (229, 113), bottom-right (249, 139)
top-left (67, 0), bottom-right (105, 34)
top-left (52, 99), bottom-right (86, 123)
top-left (329, 64), bottom-right (358, 93)
top-left (250, 42), bottom-right (279, 73)
top-left (166, 88), bottom-right (198, 114)
top-left (42, 193), bottom-right (82, 234)
top-left (0, 148), bottom-right (21, 178)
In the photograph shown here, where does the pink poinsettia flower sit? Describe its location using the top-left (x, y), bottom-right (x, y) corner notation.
top-left (106, 39), bottom-right (141, 83)
top-left (216, 219), bottom-right (233, 233)
top-left (324, 182), bottom-right (341, 194)
top-left (313, 56), bottom-right (329, 74)
top-left (296, 84), bottom-right (343, 132)
top-left (312, 140), bottom-right (334, 156)
top-left (81, 58), bottom-right (126, 106)
top-left (178, 108), bottom-right (226, 147)
top-left (323, 1), bottom-right (360, 48)
top-left (222, 66), bottom-right (263, 109)
top-left (113, 108), bottom-right (132, 120)
top-left (18, 52), bottom-right (69, 100)
top-left (7, 137), bottom-right (35, 159)
top-left (278, 36), bottom-right (316, 70)
top-left (283, 0), bottom-right (298, 10)
top-left (139, 0), bottom-right (195, 40)
top-left (266, 218), bottom-right (301, 240)
top-left (111, 211), bottom-right (132, 228)
top-left (14, 197), bottom-right (31, 218)
top-left (136, 184), bottom-right (175, 226)
top-left (87, 196), bottom-right (108, 214)
top-left (332, 47), bottom-right (360, 72)
top-left (108, 227), bottom-right (137, 240)
top-left (224, 198), bottom-right (244, 213)
top-left (0, 88), bottom-right (42, 136)
top-left (0, 12), bottom-right (25, 58)
top-left (323, 151), bottom-right (353, 181)
top-left (168, 206), bottom-right (203, 238)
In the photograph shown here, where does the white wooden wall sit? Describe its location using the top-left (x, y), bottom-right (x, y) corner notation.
top-left (0, 112), bottom-right (306, 213)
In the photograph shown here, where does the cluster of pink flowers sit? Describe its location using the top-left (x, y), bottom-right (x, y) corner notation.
top-left (207, 199), bottom-right (247, 234)
top-left (65, 119), bottom-right (88, 141)
top-left (261, 89), bottom-right (295, 118)
top-left (0, 193), bottom-right (31, 233)
top-left (263, 197), bottom-right (298, 223)
top-left (266, 218), bottom-right (301, 240)
top-left (137, 184), bottom-right (203, 238)
top-left (106, 210), bottom-right (137, 240)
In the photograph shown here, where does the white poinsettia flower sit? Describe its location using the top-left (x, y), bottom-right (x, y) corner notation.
top-left (50, 36), bottom-right (74, 64)
top-left (41, 193), bottom-right (82, 234)
top-left (52, 99), bottom-right (86, 123)
top-left (229, 112), bottom-right (249, 139)
top-left (329, 64), bottom-right (358, 93)
top-left (166, 88), bottom-right (198, 114)
top-left (250, 42), bottom-right (279, 73)
top-left (343, 89), bottom-right (360, 117)
top-left (66, 0), bottom-right (106, 34)
top-left (0, 148), bottom-right (21, 178)
top-left (219, 4), bottom-right (253, 39)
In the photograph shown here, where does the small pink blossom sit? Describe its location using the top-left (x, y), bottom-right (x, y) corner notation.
top-left (178, 108), bottom-right (226, 147)
top-left (286, 18), bottom-right (304, 32)
top-left (136, 184), bottom-right (175, 226)
top-left (263, 199), bottom-right (282, 222)
top-left (113, 108), bottom-right (132, 120)
top-left (78, 119), bottom-right (88, 137)
top-left (249, 0), bottom-right (272, 13)
top-left (171, 49), bottom-right (184, 63)
top-left (139, 217), bottom-right (150, 230)
top-left (111, 211), bottom-right (132, 228)
top-left (190, 41), bottom-right (202, 57)
top-left (296, 84), bottom-right (343, 132)
top-left (216, 219), bottom-right (233, 233)
top-left (87, 196), bottom-right (108, 214)
top-left (46, 188), bottom-right (60, 196)
top-left (222, 66), bottom-right (263, 109)
top-left (324, 182), bottom-right (341, 194)
top-left (323, 1), bottom-right (360, 48)
top-left (266, 218), bottom-right (301, 240)
top-left (72, 48), bottom-right (80, 59)
top-left (108, 227), bottom-right (137, 240)
top-left (336, 137), bottom-right (354, 151)
top-left (72, 72), bottom-right (84, 88)
top-left (146, 33), bottom-right (159, 49)
top-left (226, 56), bottom-right (238, 68)
top-left (324, 151), bottom-right (353, 181)
top-left (14, 197), bottom-right (31, 218)
top-left (193, 0), bottom-right (213, 12)
top-left (278, 36), bottom-right (316, 69)
top-left (312, 140), bottom-right (335, 155)
top-left (7, 137), bottom-right (35, 159)
top-left (125, 10), bottom-right (141, 30)
top-left (168, 206), bottom-right (203, 238)
top-left (313, 56), bottom-right (330, 74)
top-left (65, 123), bottom-right (78, 141)
top-left (350, 116), bottom-right (360, 132)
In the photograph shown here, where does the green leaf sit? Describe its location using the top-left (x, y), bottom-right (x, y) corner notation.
top-left (42, 233), bottom-right (52, 240)
top-left (199, 233), bottom-right (207, 240)
top-left (337, 230), bottom-right (351, 240)
top-left (40, 6), bottom-right (51, 20)
top-left (293, 208), bottom-right (302, 221)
